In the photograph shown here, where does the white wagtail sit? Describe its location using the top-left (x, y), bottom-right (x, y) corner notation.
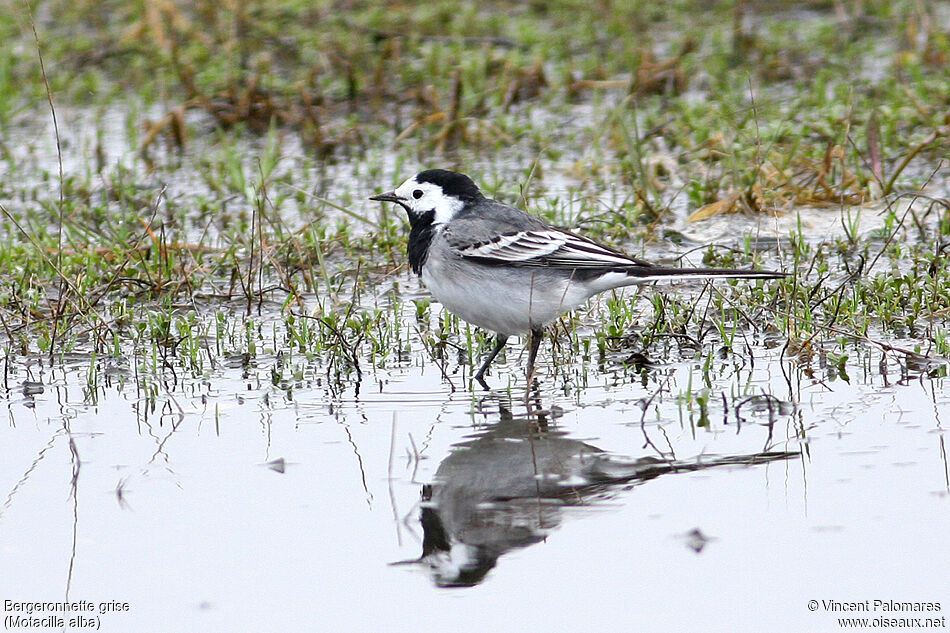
top-left (370, 169), bottom-right (785, 382)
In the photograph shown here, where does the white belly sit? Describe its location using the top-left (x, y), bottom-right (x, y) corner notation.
top-left (421, 256), bottom-right (595, 336)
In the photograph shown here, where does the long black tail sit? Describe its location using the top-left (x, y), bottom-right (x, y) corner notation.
top-left (623, 264), bottom-right (787, 283)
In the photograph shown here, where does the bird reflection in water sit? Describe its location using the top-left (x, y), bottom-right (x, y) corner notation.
top-left (398, 394), bottom-right (798, 587)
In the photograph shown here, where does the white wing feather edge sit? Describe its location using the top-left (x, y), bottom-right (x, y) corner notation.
top-left (456, 229), bottom-right (636, 267)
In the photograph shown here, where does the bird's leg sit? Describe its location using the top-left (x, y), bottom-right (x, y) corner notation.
top-left (474, 335), bottom-right (509, 382)
top-left (525, 327), bottom-right (544, 381)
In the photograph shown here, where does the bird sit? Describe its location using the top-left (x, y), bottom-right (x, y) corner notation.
top-left (370, 169), bottom-right (785, 383)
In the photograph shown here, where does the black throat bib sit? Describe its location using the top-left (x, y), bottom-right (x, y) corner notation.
top-left (407, 209), bottom-right (436, 275)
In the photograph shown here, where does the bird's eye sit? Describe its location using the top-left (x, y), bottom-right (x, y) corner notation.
top-left (412, 189), bottom-right (424, 199)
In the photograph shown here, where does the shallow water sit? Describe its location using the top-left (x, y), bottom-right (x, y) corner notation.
top-left (1, 319), bottom-right (947, 632)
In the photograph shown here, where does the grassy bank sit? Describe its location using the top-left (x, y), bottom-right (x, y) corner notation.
top-left (0, 0), bottom-right (947, 387)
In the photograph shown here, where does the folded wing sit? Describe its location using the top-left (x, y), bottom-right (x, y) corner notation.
top-left (452, 229), bottom-right (648, 269)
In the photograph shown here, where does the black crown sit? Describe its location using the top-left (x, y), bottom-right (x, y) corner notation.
top-left (415, 169), bottom-right (483, 201)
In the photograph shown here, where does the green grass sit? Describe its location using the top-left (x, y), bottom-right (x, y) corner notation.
top-left (0, 0), bottom-right (947, 389)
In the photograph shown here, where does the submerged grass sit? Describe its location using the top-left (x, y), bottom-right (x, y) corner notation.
top-left (0, 0), bottom-right (947, 391)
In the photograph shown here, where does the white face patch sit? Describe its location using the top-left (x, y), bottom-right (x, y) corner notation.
top-left (394, 176), bottom-right (464, 225)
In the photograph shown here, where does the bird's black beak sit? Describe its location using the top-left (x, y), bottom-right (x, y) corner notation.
top-left (369, 191), bottom-right (402, 203)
